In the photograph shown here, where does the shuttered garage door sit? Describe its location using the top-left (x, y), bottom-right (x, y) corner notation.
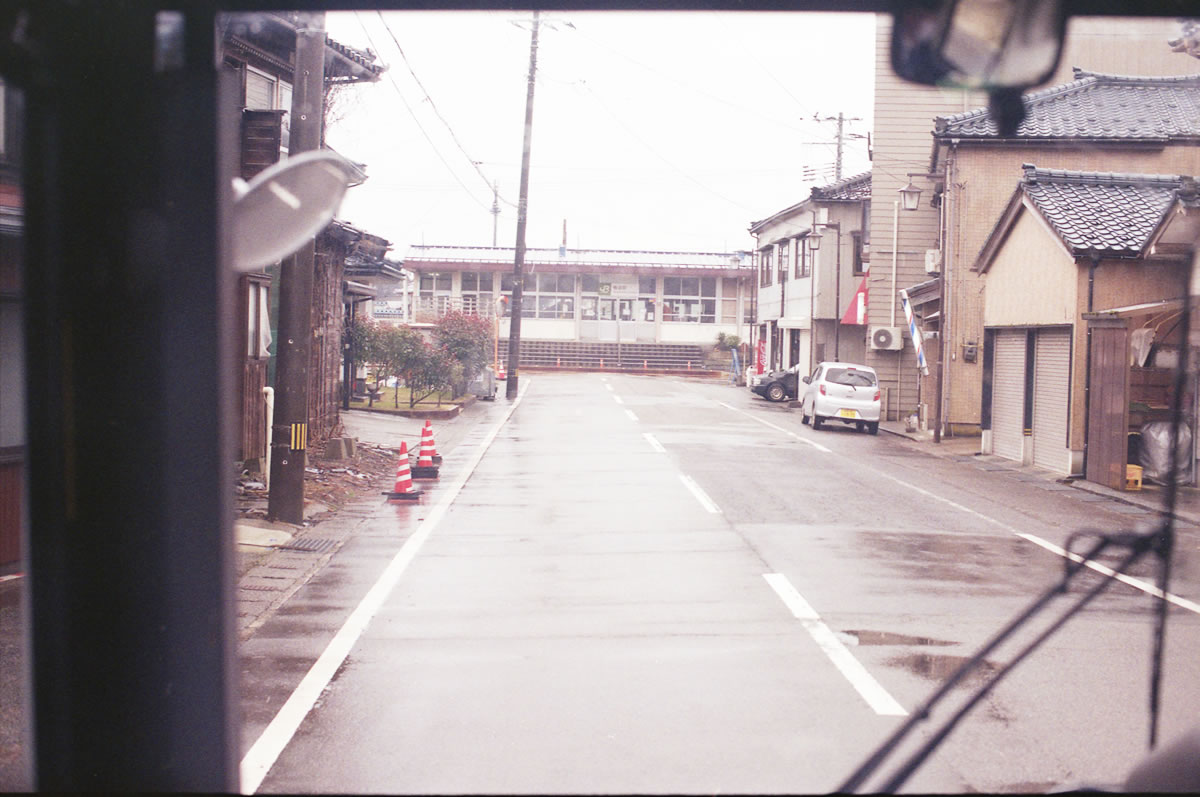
top-left (1032, 328), bottom-right (1072, 474)
top-left (992, 330), bottom-right (1026, 462)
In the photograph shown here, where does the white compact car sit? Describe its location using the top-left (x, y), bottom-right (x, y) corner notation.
top-left (799, 361), bottom-right (881, 434)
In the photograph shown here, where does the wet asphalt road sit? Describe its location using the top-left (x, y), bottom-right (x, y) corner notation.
top-left (240, 372), bottom-right (1200, 794)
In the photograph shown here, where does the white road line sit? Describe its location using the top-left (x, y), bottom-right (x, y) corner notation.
top-left (643, 433), bottom-right (666, 453)
top-left (718, 401), bottom-right (831, 453)
top-left (625, 409), bottom-right (639, 422)
top-left (764, 573), bottom-right (908, 717)
top-left (605, 383), bottom-right (614, 392)
top-left (613, 394), bottom-right (624, 405)
top-left (679, 473), bottom-right (721, 514)
top-left (867, 468), bottom-right (1200, 617)
top-left (1016, 532), bottom-right (1200, 614)
top-left (239, 379), bottom-right (533, 794)
top-left (722, 397), bottom-right (1196, 611)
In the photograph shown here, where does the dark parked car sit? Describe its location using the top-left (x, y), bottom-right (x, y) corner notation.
top-left (749, 364), bottom-right (802, 402)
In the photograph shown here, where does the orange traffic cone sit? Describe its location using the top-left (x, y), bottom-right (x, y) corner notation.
top-left (425, 419), bottom-right (442, 465)
top-left (382, 441), bottom-right (421, 500)
top-left (412, 423), bottom-right (440, 480)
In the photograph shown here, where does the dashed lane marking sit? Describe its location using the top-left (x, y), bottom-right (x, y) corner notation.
top-left (718, 401), bottom-right (831, 453)
top-left (679, 473), bottom-right (721, 514)
top-left (764, 573), bottom-right (907, 717)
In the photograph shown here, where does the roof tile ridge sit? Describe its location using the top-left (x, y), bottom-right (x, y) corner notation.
top-left (1021, 163), bottom-right (1183, 188)
top-left (1071, 68), bottom-right (1200, 85)
top-left (812, 170), bottom-right (872, 197)
top-left (934, 69), bottom-right (1098, 133)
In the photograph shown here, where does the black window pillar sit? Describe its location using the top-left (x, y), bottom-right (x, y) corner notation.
top-left (22, 6), bottom-right (238, 790)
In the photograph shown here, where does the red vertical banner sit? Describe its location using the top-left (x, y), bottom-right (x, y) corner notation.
top-left (756, 338), bottom-right (766, 374)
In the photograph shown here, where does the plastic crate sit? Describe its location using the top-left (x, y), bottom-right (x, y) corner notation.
top-left (1126, 464), bottom-right (1143, 492)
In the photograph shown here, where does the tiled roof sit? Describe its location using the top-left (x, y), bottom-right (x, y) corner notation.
top-left (325, 37), bottom-right (386, 82)
top-left (749, 171), bottom-right (870, 233)
top-left (1019, 164), bottom-right (1199, 256)
top-left (935, 68), bottom-right (1200, 140)
top-left (811, 171), bottom-right (872, 201)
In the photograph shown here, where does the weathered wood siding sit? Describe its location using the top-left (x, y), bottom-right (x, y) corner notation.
top-left (1085, 322), bottom-right (1130, 490)
top-left (309, 232), bottom-right (351, 444)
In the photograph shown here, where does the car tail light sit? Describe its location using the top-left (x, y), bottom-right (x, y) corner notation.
top-left (873, 390), bottom-right (881, 401)
top-left (819, 384), bottom-right (826, 395)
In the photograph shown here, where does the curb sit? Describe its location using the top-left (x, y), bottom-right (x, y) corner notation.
top-left (348, 395), bottom-right (474, 420)
top-left (877, 424), bottom-right (1200, 525)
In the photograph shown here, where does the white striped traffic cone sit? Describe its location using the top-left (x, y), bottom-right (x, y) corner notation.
top-left (425, 419), bottom-right (442, 465)
top-left (382, 441), bottom-right (421, 500)
top-left (412, 424), bottom-right (440, 479)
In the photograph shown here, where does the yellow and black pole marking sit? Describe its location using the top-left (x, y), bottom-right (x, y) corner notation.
top-left (290, 422), bottom-right (307, 451)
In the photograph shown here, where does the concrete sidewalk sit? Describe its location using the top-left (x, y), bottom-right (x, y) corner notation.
top-left (234, 409), bottom-right (473, 640)
top-left (877, 419), bottom-right (1200, 527)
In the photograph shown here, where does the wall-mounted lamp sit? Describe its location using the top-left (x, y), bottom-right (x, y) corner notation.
top-left (807, 230), bottom-right (822, 251)
top-left (899, 181), bottom-right (922, 212)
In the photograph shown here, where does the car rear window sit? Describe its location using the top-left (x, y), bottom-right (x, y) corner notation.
top-left (826, 368), bottom-right (876, 387)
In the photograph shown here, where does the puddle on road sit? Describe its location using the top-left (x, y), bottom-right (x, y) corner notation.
top-left (884, 651), bottom-right (1000, 690)
top-left (854, 530), bottom-right (1051, 591)
top-left (841, 629), bottom-right (956, 647)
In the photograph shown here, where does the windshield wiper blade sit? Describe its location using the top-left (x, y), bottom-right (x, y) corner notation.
top-left (839, 526), bottom-right (1167, 793)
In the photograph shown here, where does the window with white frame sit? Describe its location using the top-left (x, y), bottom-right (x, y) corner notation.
top-left (778, 240), bottom-right (788, 282)
top-left (418, 272), bottom-right (453, 315)
top-left (461, 271), bottom-right (495, 316)
top-left (500, 272), bottom-right (575, 319)
top-left (662, 276), bottom-right (716, 323)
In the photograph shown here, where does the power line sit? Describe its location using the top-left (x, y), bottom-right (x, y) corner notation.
top-left (372, 10), bottom-right (519, 209)
top-left (351, 12), bottom-right (493, 214)
top-left (579, 81), bottom-right (756, 214)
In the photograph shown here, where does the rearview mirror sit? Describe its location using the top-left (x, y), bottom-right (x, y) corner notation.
top-left (891, 0), bottom-right (1067, 90)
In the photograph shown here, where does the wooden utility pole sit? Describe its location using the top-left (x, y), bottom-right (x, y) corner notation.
top-left (506, 10), bottom-right (539, 399)
top-left (268, 12), bottom-right (326, 523)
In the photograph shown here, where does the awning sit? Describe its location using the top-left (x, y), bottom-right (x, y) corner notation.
top-left (1083, 298), bottom-right (1186, 320)
top-left (343, 279), bottom-right (377, 303)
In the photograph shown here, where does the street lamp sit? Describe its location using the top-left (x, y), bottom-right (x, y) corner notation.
top-left (899, 180), bottom-right (922, 212)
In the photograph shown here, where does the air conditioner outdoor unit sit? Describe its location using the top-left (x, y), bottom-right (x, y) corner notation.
top-left (924, 248), bottom-right (942, 274)
top-left (870, 325), bottom-right (904, 351)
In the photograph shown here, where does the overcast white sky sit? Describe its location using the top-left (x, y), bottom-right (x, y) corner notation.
top-left (323, 10), bottom-right (876, 258)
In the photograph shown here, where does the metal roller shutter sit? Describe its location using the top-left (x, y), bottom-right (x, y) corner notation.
top-left (992, 330), bottom-right (1026, 462)
top-left (1032, 328), bottom-right (1072, 474)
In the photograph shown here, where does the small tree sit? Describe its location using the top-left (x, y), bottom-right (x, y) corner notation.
top-left (405, 342), bottom-right (456, 407)
top-left (434, 310), bottom-right (493, 397)
top-left (363, 323), bottom-right (425, 407)
top-left (716, 331), bottom-right (742, 351)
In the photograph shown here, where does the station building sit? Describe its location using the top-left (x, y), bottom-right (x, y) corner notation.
top-left (400, 245), bottom-right (757, 368)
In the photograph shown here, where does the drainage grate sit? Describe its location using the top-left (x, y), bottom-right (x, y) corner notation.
top-left (278, 537), bottom-right (340, 554)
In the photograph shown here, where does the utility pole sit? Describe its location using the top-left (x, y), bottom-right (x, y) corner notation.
top-left (506, 9), bottom-right (539, 400)
top-left (268, 12), bottom-right (325, 524)
top-left (491, 181), bottom-right (500, 247)
top-left (810, 112), bottom-right (864, 181)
